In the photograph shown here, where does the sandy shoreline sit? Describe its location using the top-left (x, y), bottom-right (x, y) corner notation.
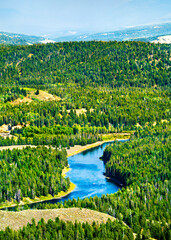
top-left (67, 139), bottom-right (127, 157)
top-left (0, 138), bottom-right (128, 157)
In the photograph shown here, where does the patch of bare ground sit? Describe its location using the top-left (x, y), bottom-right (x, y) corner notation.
top-left (11, 90), bottom-right (61, 105)
top-left (0, 124), bottom-right (9, 132)
top-left (0, 145), bottom-right (37, 151)
top-left (0, 132), bottom-right (14, 138)
top-left (31, 90), bottom-right (61, 101)
top-left (11, 97), bottom-right (32, 105)
top-left (0, 208), bottom-right (116, 231)
top-left (67, 108), bottom-right (94, 116)
top-left (0, 124), bottom-right (14, 138)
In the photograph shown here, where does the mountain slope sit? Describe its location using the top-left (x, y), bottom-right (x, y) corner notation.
top-left (53, 22), bottom-right (171, 42)
top-left (0, 32), bottom-right (54, 45)
top-left (0, 41), bottom-right (170, 87)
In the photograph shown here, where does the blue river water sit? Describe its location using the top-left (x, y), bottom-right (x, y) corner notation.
top-left (5, 140), bottom-right (127, 210)
top-left (37, 140), bottom-right (127, 206)
top-left (65, 142), bottom-right (120, 200)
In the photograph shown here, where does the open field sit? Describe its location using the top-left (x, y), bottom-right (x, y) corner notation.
top-left (67, 108), bottom-right (94, 116)
top-left (0, 144), bottom-right (37, 151)
top-left (0, 208), bottom-right (116, 231)
top-left (11, 89), bottom-right (61, 105)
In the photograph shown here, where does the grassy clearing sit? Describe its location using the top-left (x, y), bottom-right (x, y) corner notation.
top-left (11, 88), bottom-right (61, 105)
top-left (67, 108), bottom-right (94, 116)
top-left (101, 133), bottom-right (131, 141)
top-left (0, 208), bottom-right (116, 231)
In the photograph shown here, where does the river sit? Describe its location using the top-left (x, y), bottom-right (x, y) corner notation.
top-left (4, 140), bottom-right (127, 210)
top-left (32, 140), bottom-right (127, 207)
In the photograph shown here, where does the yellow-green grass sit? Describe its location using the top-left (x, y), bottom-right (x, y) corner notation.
top-left (0, 208), bottom-right (116, 231)
top-left (101, 132), bottom-right (131, 141)
top-left (10, 88), bottom-right (61, 105)
top-left (67, 108), bottom-right (94, 116)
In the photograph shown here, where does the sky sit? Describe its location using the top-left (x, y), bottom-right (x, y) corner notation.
top-left (0, 0), bottom-right (171, 37)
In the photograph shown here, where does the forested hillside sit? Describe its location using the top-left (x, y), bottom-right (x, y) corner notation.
top-left (0, 41), bottom-right (171, 87)
top-left (0, 41), bottom-right (170, 240)
top-left (0, 86), bottom-right (170, 148)
top-left (0, 32), bottom-right (45, 45)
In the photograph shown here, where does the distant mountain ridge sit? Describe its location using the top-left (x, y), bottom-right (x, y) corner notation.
top-left (53, 22), bottom-right (171, 43)
top-left (0, 22), bottom-right (171, 45)
top-left (0, 32), bottom-right (54, 45)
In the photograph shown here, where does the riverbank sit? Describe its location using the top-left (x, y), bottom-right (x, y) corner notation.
top-left (0, 132), bottom-right (131, 154)
top-left (0, 138), bottom-right (129, 155)
top-left (0, 168), bottom-right (75, 209)
top-left (105, 175), bottom-right (124, 188)
top-left (67, 138), bottom-right (129, 157)
top-left (0, 138), bottom-right (130, 158)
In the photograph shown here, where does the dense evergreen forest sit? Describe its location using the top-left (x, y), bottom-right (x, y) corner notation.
top-left (0, 147), bottom-right (70, 203)
top-left (102, 124), bottom-right (170, 186)
top-left (0, 41), bottom-right (170, 239)
top-left (0, 87), bottom-right (27, 103)
top-left (0, 217), bottom-right (134, 240)
top-left (0, 41), bottom-right (171, 87)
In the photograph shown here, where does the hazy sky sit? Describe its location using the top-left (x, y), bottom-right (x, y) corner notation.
top-left (0, 0), bottom-right (171, 36)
